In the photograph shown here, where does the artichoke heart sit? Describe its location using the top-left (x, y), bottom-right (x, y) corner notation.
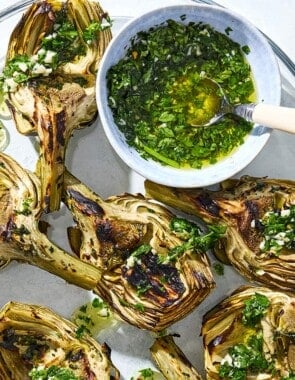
top-left (0, 301), bottom-right (119, 379)
top-left (0, 152), bottom-right (102, 289)
top-left (0, 151), bottom-right (214, 331)
top-left (202, 285), bottom-right (295, 379)
top-left (63, 171), bottom-right (215, 331)
top-left (145, 176), bottom-right (295, 291)
top-left (3, 0), bottom-right (112, 212)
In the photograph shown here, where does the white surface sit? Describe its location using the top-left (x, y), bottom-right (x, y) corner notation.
top-left (0, 1), bottom-right (294, 379)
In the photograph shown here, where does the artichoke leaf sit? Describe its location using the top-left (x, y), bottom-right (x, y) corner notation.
top-left (150, 335), bottom-right (203, 379)
top-left (63, 171), bottom-right (215, 331)
top-left (0, 301), bottom-right (119, 379)
top-left (145, 177), bottom-right (295, 291)
top-left (202, 285), bottom-right (295, 380)
top-left (4, 0), bottom-right (112, 212)
top-left (0, 152), bottom-right (102, 290)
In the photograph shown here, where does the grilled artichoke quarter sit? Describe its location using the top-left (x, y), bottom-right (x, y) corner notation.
top-left (0, 152), bottom-right (101, 289)
top-left (150, 335), bottom-right (203, 379)
top-left (145, 177), bottom-right (295, 291)
top-left (63, 171), bottom-right (216, 331)
top-left (0, 301), bottom-right (119, 379)
top-left (202, 285), bottom-right (295, 379)
top-left (3, 0), bottom-right (112, 212)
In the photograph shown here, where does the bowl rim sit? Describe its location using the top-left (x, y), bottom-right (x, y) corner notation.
top-left (97, 3), bottom-right (281, 188)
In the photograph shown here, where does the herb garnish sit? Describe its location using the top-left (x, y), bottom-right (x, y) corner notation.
top-left (83, 16), bottom-right (113, 43)
top-left (219, 334), bottom-right (274, 379)
top-left (219, 293), bottom-right (271, 379)
top-left (213, 262), bottom-right (224, 275)
top-left (138, 368), bottom-right (154, 378)
top-left (12, 224), bottom-right (31, 236)
top-left (159, 217), bottom-right (226, 264)
top-left (72, 296), bottom-right (115, 338)
top-left (0, 10), bottom-right (111, 93)
top-left (15, 197), bottom-right (33, 216)
top-left (282, 374), bottom-right (295, 380)
top-left (130, 368), bottom-right (164, 380)
top-left (29, 365), bottom-right (80, 380)
top-left (255, 206), bottom-right (295, 255)
top-left (242, 293), bottom-right (270, 327)
top-left (107, 19), bottom-right (254, 169)
top-left (122, 218), bottom-right (225, 298)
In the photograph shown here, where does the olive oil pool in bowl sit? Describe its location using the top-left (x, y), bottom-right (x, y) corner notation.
top-left (97, 4), bottom-right (281, 188)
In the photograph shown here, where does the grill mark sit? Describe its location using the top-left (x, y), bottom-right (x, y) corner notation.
top-left (197, 193), bottom-right (220, 216)
top-left (67, 189), bottom-right (104, 217)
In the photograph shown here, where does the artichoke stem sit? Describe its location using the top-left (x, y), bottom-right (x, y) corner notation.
top-left (150, 335), bottom-right (203, 379)
top-left (32, 231), bottom-right (102, 289)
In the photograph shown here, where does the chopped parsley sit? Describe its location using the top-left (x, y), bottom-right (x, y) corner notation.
top-left (159, 218), bottom-right (226, 264)
top-left (12, 224), bottom-right (31, 236)
top-left (134, 302), bottom-right (145, 312)
top-left (29, 365), bottom-right (80, 380)
top-left (72, 296), bottom-right (115, 337)
top-left (254, 205), bottom-right (295, 255)
top-left (15, 197), bottom-right (33, 216)
top-left (107, 19), bottom-right (254, 169)
top-left (131, 368), bottom-right (164, 380)
top-left (75, 324), bottom-right (90, 339)
top-left (122, 218), bottom-right (225, 298)
top-left (242, 293), bottom-right (270, 327)
top-left (219, 294), bottom-right (272, 379)
top-left (242, 45), bottom-right (251, 54)
top-left (225, 26), bottom-right (233, 35)
top-left (125, 218), bottom-right (225, 267)
top-left (138, 368), bottom-right (154, 378)
top-left (282, 374), bottom-right (295, 380)
top-left (213, 262), bottom-right (224, 275)
top-left (0, 8), bottom-right (111, 93)
top-left (82, 16), bottom-right (113, 43)
top-left (219, 334), bottom-right (274, 379)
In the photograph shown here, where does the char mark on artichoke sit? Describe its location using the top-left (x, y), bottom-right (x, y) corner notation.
top-left (0, 151), bottom-right (215, 331)
top-left (3, 0), bottom-right (112, 212)
top-left (0, 301), bottom-right (119, 379)
top-left (202, 285), bottom-right (295, 379)
top-left (121, 249), bottom-right (186, 307)
top-left (145, 177), bottom-right (295, 291)
top-left (63, 171), bottom-right (215, 331)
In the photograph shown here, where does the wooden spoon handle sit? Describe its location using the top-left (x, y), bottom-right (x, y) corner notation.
top-left (252, 103), bottom-right (295, 133)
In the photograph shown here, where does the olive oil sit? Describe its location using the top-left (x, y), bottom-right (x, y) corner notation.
top-left (172, 75), bottom-right (221, 126)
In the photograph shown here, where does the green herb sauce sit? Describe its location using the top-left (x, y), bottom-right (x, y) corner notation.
top-left (107, 19), bottom-right (255, 169)
top-left (72, 296), bottom-right (116, 338)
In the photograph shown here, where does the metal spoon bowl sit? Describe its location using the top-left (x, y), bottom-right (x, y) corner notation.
top-left (191, 78), bottom-right (295, 133)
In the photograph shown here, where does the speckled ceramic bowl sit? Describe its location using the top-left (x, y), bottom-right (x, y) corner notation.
top-left (97, 4), bottom-right (281, 188)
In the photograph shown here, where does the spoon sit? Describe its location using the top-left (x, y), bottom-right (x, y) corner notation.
top-left (190, 78), bottom-right (295, 133)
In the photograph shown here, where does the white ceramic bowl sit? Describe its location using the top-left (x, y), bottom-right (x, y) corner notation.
top-left (97, 4), bottom-right (281, 188)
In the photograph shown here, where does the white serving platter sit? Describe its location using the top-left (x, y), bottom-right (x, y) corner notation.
top-left (0, 2), bottom-right (295, 379)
